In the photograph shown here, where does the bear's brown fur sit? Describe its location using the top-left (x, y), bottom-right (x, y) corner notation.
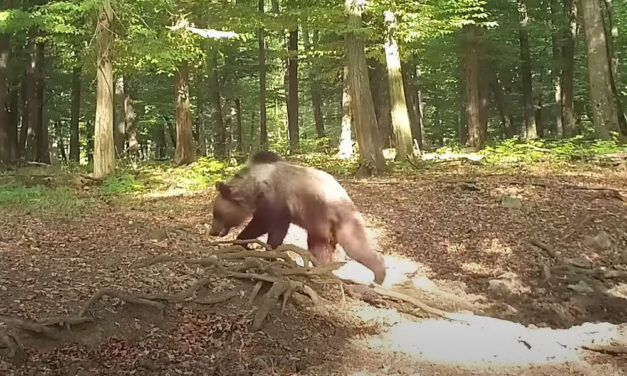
top-left (209, 152), bottom-right (386, 284)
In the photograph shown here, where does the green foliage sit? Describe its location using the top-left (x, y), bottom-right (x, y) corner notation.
top-left (0, 185), bottom-right (85, 216)
top-left (102, 173), bottom-right (144, 194)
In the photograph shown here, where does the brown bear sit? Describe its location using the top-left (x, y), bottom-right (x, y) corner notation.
top-left (209, 151), bottom-right (386, 284)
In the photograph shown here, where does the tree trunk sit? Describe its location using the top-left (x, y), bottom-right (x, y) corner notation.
top-left (258, 0), bottom-right (268, 151)
top-left (174, 63), bottom-right (195, 165)
top-left (519, 0), bottom-right (537, 139)
top-left (24, 41), bottom-right (39, 161)
top-left (463, 25), bottom-right (485, 148)
top-left (114, 76), bottom-right (125, 156)
top-left (235, 98), bottom-right (243, 153)
top-left (69, 66), bottom-right (81, 162)
top-left (369, 58), bottom-right (393, 148)
top-left (195, 80), bottom-right (207, 157)
top-left (401, 64), bottom-right (422, 151)
top-left (579, 0), bottom-right (619, 139)
top-left (344, 0), bottom-right (386, 176)
top-left (18, 72), bottom-right (27, 156)
top-left (600, 0), bottom-right (627, 134)
top-left (562, 0), bottom-right (577, 137)
top-left (7, 85), bottom-right (18, 161)
top-left (338, 65), bottom-right (354, 159)
top-left (0, 32), bottom-right (9, 163)
top-left (207, 50), bottom-right (225, 160)
top-left (409, 64), bottom-right (425, 150)
top-left (287, 27), bottom-right (299, 152)
top-left (550, 0), bottom-right (564, 137)
top-left (37, 45), bottom-right (49, 165)
top-left (535, 90), bottom-right (544, 137)
top-left (124, 78), bottom-right (139, 157)
top-left (382, 11), bottom-right (415, 159)
top-left (55, 121), bottom-right (67, 162)
top-left (489, 68), bottom-right (514, 138)
top-left (93, 0), bottom-right (115, 179)
top-left (303, 30), bottom-right (325, 139)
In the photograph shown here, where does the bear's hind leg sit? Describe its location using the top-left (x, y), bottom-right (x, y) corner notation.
top-left (267, 218), bottom-right (290, 249)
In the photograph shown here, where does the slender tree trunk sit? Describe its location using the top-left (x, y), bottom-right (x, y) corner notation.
top-left (600, 0), bottom-right (627, 134)
top-left (69, 66), bottom-right (81, 162)
top-left (458, 70), bottom-right (467, 146)
top-left (195, 80), bottom-right (207, 157)
top-left (24, 41), bottom-right (39, 161)
top-left (114, 76), bottom-right (125, 156)
top-left (401, 65), bottom-right (421, 153)
top-left (7, 86), bottom-right (18, 161)
top-left (18, 72), bottom-right (27, 156)
top-left (55, 121), bottom-right (67, 162)
top-left (489, 68), bottom-right (514, 138)
top-left (0, 32), bottom-right (9, 163)
top-left (303, 29), bottom-right (325, 139)
top-left (174, 62), bottom-right (195, 165)
top-left (207, 50), bottom-right (225, 160)
top-left (344, 0), bottom-right (386, 176)
top-left (409, 64), bottom-right (425, 150)
top-left (124, 78), bottom-right (139, 157)
top-left (535, 89), bottom-right (544, 137)
top-left (579, 0), bottom-right (619, 139)
top-left (338, 65), bottom-right (354, 159)
top-left (93, 0), bottom-right (115, 179)
top-left (463, 25), bottom-right (485, 148)
top-left (287, 26), bottom-right (299, 152)
top-left (562, 0), bottom-right (577, 137)
top-left (518, 0), bottom-right (537, 139)
top-left (369, 59), bottom-right (393, 148)
top-left (37, 45), bottom-right (49, 165)
top-left (258, 0), bottom-right (268, 150)
top-left (550, 0), bottom-right (564, 137)
top-left (235, 98), bottom-right (243, 153)
top-left (383, 11), bottom-right (415, 159)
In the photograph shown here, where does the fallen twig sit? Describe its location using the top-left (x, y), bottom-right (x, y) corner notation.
top-left (530, 239), bottom-right (560, 261)
top-left (131, 255), bottom-right (175, 269)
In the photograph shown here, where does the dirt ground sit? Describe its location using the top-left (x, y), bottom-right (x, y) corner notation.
top-left (1, 164), bottom-right (626, 375)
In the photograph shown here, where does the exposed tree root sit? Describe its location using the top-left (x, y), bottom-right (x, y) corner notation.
top-left (0, 329), bottom-right (25, 365)
top-left (0, 239), bottom-right (460, 364)
top-left (582, 343), bottom-right (627, 356)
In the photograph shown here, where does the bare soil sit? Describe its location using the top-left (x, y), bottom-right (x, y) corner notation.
top-left (1, 164), bottom-right (626, 375)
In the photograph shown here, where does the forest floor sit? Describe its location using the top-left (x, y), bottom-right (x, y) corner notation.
top-left (0, 156), bottom-right (626, 375)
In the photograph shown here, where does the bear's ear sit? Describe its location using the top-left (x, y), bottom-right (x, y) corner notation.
top-left (216, 181), bottom-right (231, 197)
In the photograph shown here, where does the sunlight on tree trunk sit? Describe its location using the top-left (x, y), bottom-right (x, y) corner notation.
top-left (258, 0), bottom-right (268, 151)
top-left (174, 62), bottom-right (195, 165)
top-left (70, 66), bottom-right (81, 162)
top-left (24, 41), bottom-right (39, 161)
top-left (338, 65), bottom-right (353, 160)
top-left (93, 0), bottom-right (115, 179)
top-left (124, 78), bottom-right (139, 158)
top-left (304, 29), bottom-right (325, 138)
top-left (579, 0), bottom-right (619, 139)
top-left (401, 64), bottom-right (422, 152)
top-left (562, 0), bottom-right (577, 137)
top-left (369, 59), bottom-right (392, 148)
top-left (518, 0), bottom-right (537, 140)
top-left (344, 0), bottom-right (386, 176)
top-left (383, 11), bottom-right (415, 160)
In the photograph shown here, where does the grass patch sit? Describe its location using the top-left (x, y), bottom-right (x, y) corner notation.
top-left (0, 184), bottom-right (87, 216)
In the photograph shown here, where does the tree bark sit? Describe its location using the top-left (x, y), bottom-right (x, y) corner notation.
top-left (235, 98), bottom-right (243, 153)
top-left (36, 44), bottom-right (49, 165)
top-left (579, 0), bottom-right (619, 139)
top-left (195, 78), bottom-right (207, 157)
top-left (114, 76), bottom-right (125, 156)
top-left (463, 25), bottom-right (485, 148)
top-left (401, 64), bottom-right (422, 151)
top-left (124, 78), bottom-right (139, 157)
top-left (207, 50), bottom-right (225, 160)
top-left (303, 29), bottom-right (324, 138)
top-left (518, 0), bottom-right (537, 139)
top-left (489, 68), bottom-right (514, 138)
top-left (69, 66), bottom-right (81, 162)
top-left (258, 0), bottom-right (268, 151)
top-left (24, 41), bottom-right (39, 161)
top-left (562, 0), bottom-right (577, 137)
top-left (369, 58), bottom-right (393, 148)
top-left (600, 0), bottom-right (627, 134)
top-left (7, 85), bottom-right (18, 161)
top-left (383, 11), bottom-right (415, 160)
top-left (338, 65), bottom-right (354, 159)
top-left (409, 64), bottom-right (425, 150)
top-left (0, 32), bottom-right (9, 163)
top-left (93, 0), bottom-right (115, 179)
top-left (344, 0), bottom-right (386, 176)
top-left (174, 62), bottom-right (195, 165)
top-left (287, 26), bottom-right (299, 152)
top-left (18, 71), bottom-right (27, 156)
top-left (550, 0), bottom-right (564, 137)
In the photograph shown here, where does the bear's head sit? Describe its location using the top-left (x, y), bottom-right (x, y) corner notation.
top-left (209, 181), bottom-right (255, 237)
